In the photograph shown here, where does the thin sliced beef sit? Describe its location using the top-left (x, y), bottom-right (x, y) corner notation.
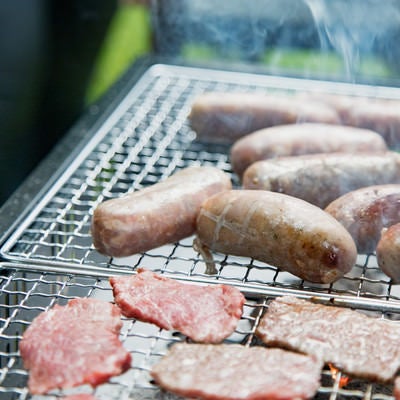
top-left (151, 343), bottom-right (322, 400)
top-left (110, 269), bottom-right (245, 343)
top-left (256, 296), bottom-right (400, 382)
top-left (19, 298), bottom-right (131, 394)
top-left (63, 395), bottom-right (97, 400)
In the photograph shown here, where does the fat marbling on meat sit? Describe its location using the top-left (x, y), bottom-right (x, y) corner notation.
top-left (151, 343), bottom-right (323, 400)
top-left (19, 298), bottom-right (131, 394)
top-left (256, 296), bottom-right (400, 382)
top-left (110, 268), bottom-right (245, 343)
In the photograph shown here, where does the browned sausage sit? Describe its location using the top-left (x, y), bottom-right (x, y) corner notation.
top-left (195, 190), bottom-right (357, 283)
top-left (189, 92), bottom-right (340, 144)
top-left (242, 152), bottom-right (400, 208)
top-left (325, 184), bottom-right (400, 254)
top-left (299, 92), bottom-right (400, 149)
top-left (230, 123), bottom-right (387, 176)
top-left (344, 100), bottom-right (400, 150)
top-left (91, 166), bottom-right (232, 257)
top-left (376, 223), bottom-right (400, 282)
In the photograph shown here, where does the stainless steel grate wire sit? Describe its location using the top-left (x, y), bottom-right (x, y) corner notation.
top-left (2, 63), bottom-right (400, 398)
top-left (0, 266), bottom-right (398, 400)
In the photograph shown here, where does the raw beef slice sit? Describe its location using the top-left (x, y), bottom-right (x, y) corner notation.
top-left (110, 269), bottom-right (245, 343)
top-left (19, 298), bottom-right (131, 394)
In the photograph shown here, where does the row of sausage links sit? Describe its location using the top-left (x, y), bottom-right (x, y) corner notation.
top-left (91, 166), bottom-right (358, 284)
top-left (91, 162), bottom-right (400, 283)
top-left (189, 91), bottom-right (400, 149)
top-left (223, 115), bottom-right (400, 281)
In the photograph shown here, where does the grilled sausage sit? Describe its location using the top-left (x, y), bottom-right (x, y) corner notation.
top-left (325, 184), bottom-right (400, 254)
top-left (376, 224), bottom-right (400, 282)
top-left (344, 100), bottom-right (400, 150)
top-left (299, 92), bottom-right (400, 149)
top-left (189, 92), bottom-right (340, 144)
top-left (91, 166), bottom-right (232, 257)
top-left (230, 123), bottom-right (387, 176)
top-left (242, 152), bottom-right (400, 209)
top-left (195, 190), bottom-right (357, 283)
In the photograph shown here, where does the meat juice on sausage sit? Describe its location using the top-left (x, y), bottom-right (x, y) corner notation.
top-left (91, 166), bottom-right (232, 257)
top-left (230, 123), bottom-right (387, 177)
top-left (195, 190), bottom-right (357, 284)
top-left (242, 152), bottom-right (400, 209)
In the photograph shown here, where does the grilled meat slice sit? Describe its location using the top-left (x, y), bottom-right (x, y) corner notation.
top-left (256, 296), bottom-right (400, 382)
top-left (151, 343), bottom-right (323, 400)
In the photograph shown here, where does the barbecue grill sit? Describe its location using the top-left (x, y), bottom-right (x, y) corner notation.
top-left (2, 2), bottom-right (400, 399)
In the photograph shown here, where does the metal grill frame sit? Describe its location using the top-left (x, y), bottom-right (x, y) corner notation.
top-left (0, 263), bottom-right (398, 400)
top-left (2, 57), bottom-right (400, 399)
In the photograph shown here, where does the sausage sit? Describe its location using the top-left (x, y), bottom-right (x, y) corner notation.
top-left (195, 190), bottom-right (357, 283)
top-left (344, 100), bottom-right (400, 150)
top-left (230, 123), bottom-right (387, 176)
top-left (376, 223), bottom-right (400, 282)
top-left (325, 184), bottom-right (400, 254)
top-left (189, 92), bottom-right (340, 144)
top-left (295, 92), bottom-right (369, 125)
top-left (299, 92), bottom-right (400, 149)
top-left (91, 166), bottom-right (232, 257)
top-left (242, 152), bottom-right (400, 209)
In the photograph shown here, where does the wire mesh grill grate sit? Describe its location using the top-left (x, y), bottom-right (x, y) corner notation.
top-left (2, 63), bottom-right (400, 399)
top-left (0, 267), bottom-right (397, 400)
top-left (2, 64), bottom-right (400, 302)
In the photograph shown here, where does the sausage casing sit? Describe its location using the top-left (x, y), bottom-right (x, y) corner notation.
top-left (195, 190), bottom-right (357, 283)
top-left (325, 184), bottom-right (400, 254)
top-left (376, 223), bottom-right (400, 282)
top-left (242, 152), bottom-right (400, 208)
top-left (189, 92), bottom-right (340, 144)
top-left (91, 166), bottom-right (232, 257)
top-left (301, 92), bottom-right (400, 149)
top-left (230, 123), bottom-right (387, 177)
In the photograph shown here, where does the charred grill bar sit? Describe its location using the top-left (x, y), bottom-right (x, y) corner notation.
top-left (2, 59), bottom-right (400, 399)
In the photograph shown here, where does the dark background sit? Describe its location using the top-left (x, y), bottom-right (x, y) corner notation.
top-left (2, 0), bottom-right (400, 207)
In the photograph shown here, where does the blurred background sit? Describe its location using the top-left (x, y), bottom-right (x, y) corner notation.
top-left (1, 0), bottom-right (400, 206)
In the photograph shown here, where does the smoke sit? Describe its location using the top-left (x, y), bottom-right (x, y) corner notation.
top-left (303, 0), bottom-right (400, 80)
top-left (153, 0), bottom-right (400, 82)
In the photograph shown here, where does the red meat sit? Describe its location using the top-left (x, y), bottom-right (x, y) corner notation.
top-left (110, 269), bottom-right (245, 343)
top-left (19, 298), bottom-right (131, 394)
top-left (63, 395), bottom-right (97, 400)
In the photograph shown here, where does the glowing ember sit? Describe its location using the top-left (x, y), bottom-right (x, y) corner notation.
top-left (329, 364), bottom-right (350, 388)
